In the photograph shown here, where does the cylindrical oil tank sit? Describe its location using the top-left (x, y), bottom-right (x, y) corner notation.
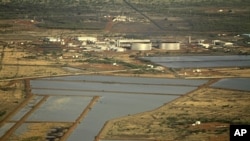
top-left (131, 42), bottom-right (152, 51)
top-left (159, 42), bottom-right (180, 50)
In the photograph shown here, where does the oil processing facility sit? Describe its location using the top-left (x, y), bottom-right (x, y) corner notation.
top-left (42, 36), bottom-right (181, 52)
top-left (115, 39), bottom-right (180, 51)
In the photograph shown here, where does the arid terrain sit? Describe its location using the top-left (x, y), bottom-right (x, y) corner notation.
top-left (1, 30), bottom-right (250, 140)
top-left (1, 0), bottom-right (250, 141)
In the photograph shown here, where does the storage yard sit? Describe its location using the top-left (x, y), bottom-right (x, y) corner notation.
top-left (1, 0), bottom-right (250, 141)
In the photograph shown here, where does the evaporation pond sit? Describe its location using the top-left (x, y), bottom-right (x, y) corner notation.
top-left (142, 55), bottom-right (250, 68)
top-left (27, 96), bottom-right (93, 122)
top-left (0, 123), bottom-right (15, 137)
top-left (11, 96), bottom-right (43, 121)
top-left (67, 92), bottom-right (179, 141)
top-left (212, 78), bottom-right (250, 91)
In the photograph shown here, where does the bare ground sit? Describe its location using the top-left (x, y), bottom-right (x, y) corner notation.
top-left (0, 81), bottom-right (25, 122)
top-left (8, 122), bottom-right (72, 141)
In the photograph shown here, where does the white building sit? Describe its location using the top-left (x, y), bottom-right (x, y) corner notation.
top-left (76, 37), bottom-right (97, 43)
top-left (198, 43), bottom-right (210, 49)
top-left (224, 42), bottom-right (233, 47)
top-left (116, 39), bottom-right (151, 47)
top-left (44, 37), bottom-right (61, 42)
top-left (113, 15), bottom-right (127, 22)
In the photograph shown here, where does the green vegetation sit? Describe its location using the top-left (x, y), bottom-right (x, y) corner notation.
top-left (0, 0), bottom-right (103, 29)
top-left (84, 58), bottom-right (114, 64)
top-left (0, 24), bottom-right (13, 28)
top-left (118, 61), bottom-right (142, 69)
top-left (83, 57), bottom-right (145, 69)
top-left (0, 110), bottom-right (6, 117)
top-left (23, 55), bottom-right (37, 59)
top-left (0, 0), bottom-right (249, 32)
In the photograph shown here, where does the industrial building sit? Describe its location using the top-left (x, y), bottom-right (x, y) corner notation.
top-left (113, 15), bottom-right (127, 22)
top-left (44, 37), bottom-right (61, 42)
top-left (116, 39), bottom-right (151, 48)
top-left (76, 36), bottom-right (97, 43)
top-left (212, 40), bottom-right (233, 47)
top-left (159, 42), bottom-right (180, 50)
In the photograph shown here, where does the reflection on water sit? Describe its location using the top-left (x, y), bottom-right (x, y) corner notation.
top-left (27, 96), bottom-right (92, 122)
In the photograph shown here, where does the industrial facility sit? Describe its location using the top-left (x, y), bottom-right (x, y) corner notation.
top-left (116, 39), bottom-right (151, 48)
top-left (75, 36), bottom-right (97, 43)
top-left (41, 35), bottom-right (184, 54)
top-left (41, 34), bottom-right (240, 56)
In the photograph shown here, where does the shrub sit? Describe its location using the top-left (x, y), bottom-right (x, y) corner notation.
top-left (0, 110), bottom-right (6, 117)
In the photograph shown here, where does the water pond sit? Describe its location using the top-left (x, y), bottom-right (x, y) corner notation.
top-left (11, 96), bottom-right (43, 121)
top-left (142, 55), bottom-right (250, 68)
top-left (0, 123), bottom-right (15, 137)
top-left (30, 75), bottom-right (207, 141)
top-left (211, 78), bottom-right (250, 91)
top-left (27, 96), bottom-right (92, 122)
top-left (2, 74), bottom-right (248, 141)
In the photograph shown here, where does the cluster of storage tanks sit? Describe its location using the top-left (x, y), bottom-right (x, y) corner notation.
top-left (116, 39), bottom-right (180, 51)
top-left (44, 36), bottom-right (180, 51)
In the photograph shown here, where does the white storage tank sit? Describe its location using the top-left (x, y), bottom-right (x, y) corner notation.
top-left (76, 37), bottom-right (97, 43)
top-left (159, 42), bottom-right (180, 50)
top-left (131, 42), bottom-right (152, 51)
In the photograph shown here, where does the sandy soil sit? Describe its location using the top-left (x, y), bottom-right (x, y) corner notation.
top-left (8, 122), bottom-right (72, 141)
top-left (100, 88), bottom-right (250, 141)
top-left (0, 47), bottom-right (69, 79)
top-left (0, 81), bottom-right (25, 122)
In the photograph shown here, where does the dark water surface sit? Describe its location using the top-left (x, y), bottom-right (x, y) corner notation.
top-left (212, 78), bottom-right (250, 91)
top-left (31, 75), bottom-right (207, 141)
top-left (142, 55), bottom-right (250, 68)
top-left (1, 75), bottom-right (208, 141)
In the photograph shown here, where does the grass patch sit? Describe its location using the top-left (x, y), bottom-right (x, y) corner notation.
top-left (21, 136), bottom-right (42, 141)
top-left (0, 24), bottom-right (13, 28)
